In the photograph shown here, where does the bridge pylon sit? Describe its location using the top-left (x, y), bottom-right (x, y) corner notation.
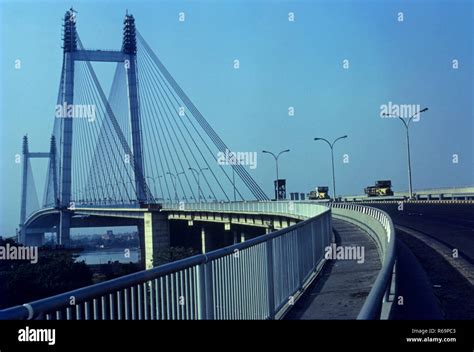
top-left (19, 135), bottom-right (57, 245)
top-left (58, 8), bottom-right (76, 245)
top-left (122, 13), bottom-right (146, 203)
top-left (53, 9), bottom-right (148, 245)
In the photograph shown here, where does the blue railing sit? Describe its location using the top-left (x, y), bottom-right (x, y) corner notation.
top-left (1, 204), bottom-right (331, 320)
top-left (5, 201), bottom-right (397, 320)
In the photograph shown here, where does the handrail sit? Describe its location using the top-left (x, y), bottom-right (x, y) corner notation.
top-left (162, 200), bottom-right (331, 220)
top-left (7, 201), bottom-right (397, 320)
top-left (1, 202), bottom-right (331, 320)
top-left (330, 203), bottom-right (396, 319)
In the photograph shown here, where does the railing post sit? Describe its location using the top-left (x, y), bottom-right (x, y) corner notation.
top-left (266, 240), bottom-right (275, 319)
top-left (204, 261), bottom-right (214, 319)
top-left (197, 260), bottom-right (214, 320)
top-left (197, 263), bottom-right (206, 319)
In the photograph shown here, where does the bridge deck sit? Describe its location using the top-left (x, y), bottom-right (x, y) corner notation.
top-left (285, 219), bottom-right (381, 319)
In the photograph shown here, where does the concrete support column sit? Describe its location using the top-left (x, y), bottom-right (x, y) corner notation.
top-left (142, 212), bottom-right (170, 270)
top-left (59, 49), bottom-right (74, 247)
top-left (240, 231), bottom-right (246, 243)
top-left (126, 55), bottom-right (146, 202)
top-left (201, 226), bottom-right (207, 253)
top-left (137, 223), bottom-right (145, 268)
top-left (59, 211), bottom-right (71, 245)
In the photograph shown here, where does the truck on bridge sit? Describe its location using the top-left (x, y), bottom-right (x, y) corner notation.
top-left (308, 186), bottom-right (330, 200)
top-left (364, 180), bottom-right (394, 197)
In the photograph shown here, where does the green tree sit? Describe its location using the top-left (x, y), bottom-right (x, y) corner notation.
top-left (0, 238), bottom-right (93, 309)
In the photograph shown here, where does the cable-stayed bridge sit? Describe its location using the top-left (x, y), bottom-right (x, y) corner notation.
top-left (6, 9), bottom-right (473, 320)
top-left (19, 9), bottom-right (268, 249)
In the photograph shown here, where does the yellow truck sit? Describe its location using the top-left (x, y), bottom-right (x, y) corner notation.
top-left (364, 180), bottom-right (394, 197)
top-left (309, 186), bottom-right (330, 200)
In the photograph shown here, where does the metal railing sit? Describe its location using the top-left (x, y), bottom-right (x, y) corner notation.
top-left (342, 186), bottom-right (474, 202)
top-left (330, 203), bottom-right (396, 319)
top-left (5, 201), bottom-right (396, 320)
top-left (162, 200), bottom-right (331, 220)
top-left (1, 202), bottom-right (331, 320)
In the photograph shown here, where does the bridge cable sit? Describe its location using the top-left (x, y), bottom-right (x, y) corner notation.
top-left (138, 55), bottom-right (215, 202)
top-left (137, 33), bottom-right (268, 200)
top-left (77, 36), bottom-right (153, 202)
top-left (139, 42), bottom-right (241, 202)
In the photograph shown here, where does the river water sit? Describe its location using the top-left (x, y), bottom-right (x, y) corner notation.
top-left (76, 248), bottom-right (139, 265)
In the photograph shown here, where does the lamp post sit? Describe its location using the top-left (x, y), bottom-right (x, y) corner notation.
top-left (146, 175), bottom-right (163, 202)
top-left (382, 107), bottom-right (428, 199)
top-left (262, 149), bottom-right (290, 200)
top-left (167, 172), bottom-right (184, 202)
top-left (314, 135), bottom-right (347, 199)
top-left (189, 167), bottom-right (209, 202)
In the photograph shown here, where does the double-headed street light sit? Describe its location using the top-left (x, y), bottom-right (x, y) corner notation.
top-left (262, 149), bottom-right (290, 200)
top-left (382, 107), bottom-right (428, 199)
top-left (167, 171), bottom-right (184, 202)
top-left (189, 167), bottom-right (209, 202)
top-left (314, 135), bottom-right (347, 199)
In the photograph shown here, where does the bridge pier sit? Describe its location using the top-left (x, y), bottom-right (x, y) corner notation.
top-left (201, 226), bottom-right (207, 253)
top-left (140, 212), bottom-right (170, 270)
top-left (59, 211), bottom-right (71, 246)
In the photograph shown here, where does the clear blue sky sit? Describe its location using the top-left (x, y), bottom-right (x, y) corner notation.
top-left (1, 0), bottom-right (473, 236)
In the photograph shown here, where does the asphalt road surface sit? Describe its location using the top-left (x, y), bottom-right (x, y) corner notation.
top-left (365, 202), bottom-right (474, 319)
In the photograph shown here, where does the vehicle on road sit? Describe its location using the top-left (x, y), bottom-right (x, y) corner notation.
top-left (365, 180), bottom-right (394, 197)
top-left (309, 186), bottom-right (330, 200)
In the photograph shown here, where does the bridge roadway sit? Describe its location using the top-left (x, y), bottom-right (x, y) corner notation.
top-left (285, 219), bottom-right (381, 319)
top-left (22, 201), bottom-right (469, 319)
top-left (362, 202), bottom-right (474, 319)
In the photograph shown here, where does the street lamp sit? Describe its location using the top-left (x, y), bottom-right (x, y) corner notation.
top-left (314, 135), bottom-right (347, 199)
top-left (189, 167), bottom-right (209, 202)
top-left (166, 172), bottom-right (184, 202)
top-left (382, 107), bottom-right (428, 199)
top-left (146, 175), bottom-right (163, 202)
top-left (262, 149), bottom-right (290, 200)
